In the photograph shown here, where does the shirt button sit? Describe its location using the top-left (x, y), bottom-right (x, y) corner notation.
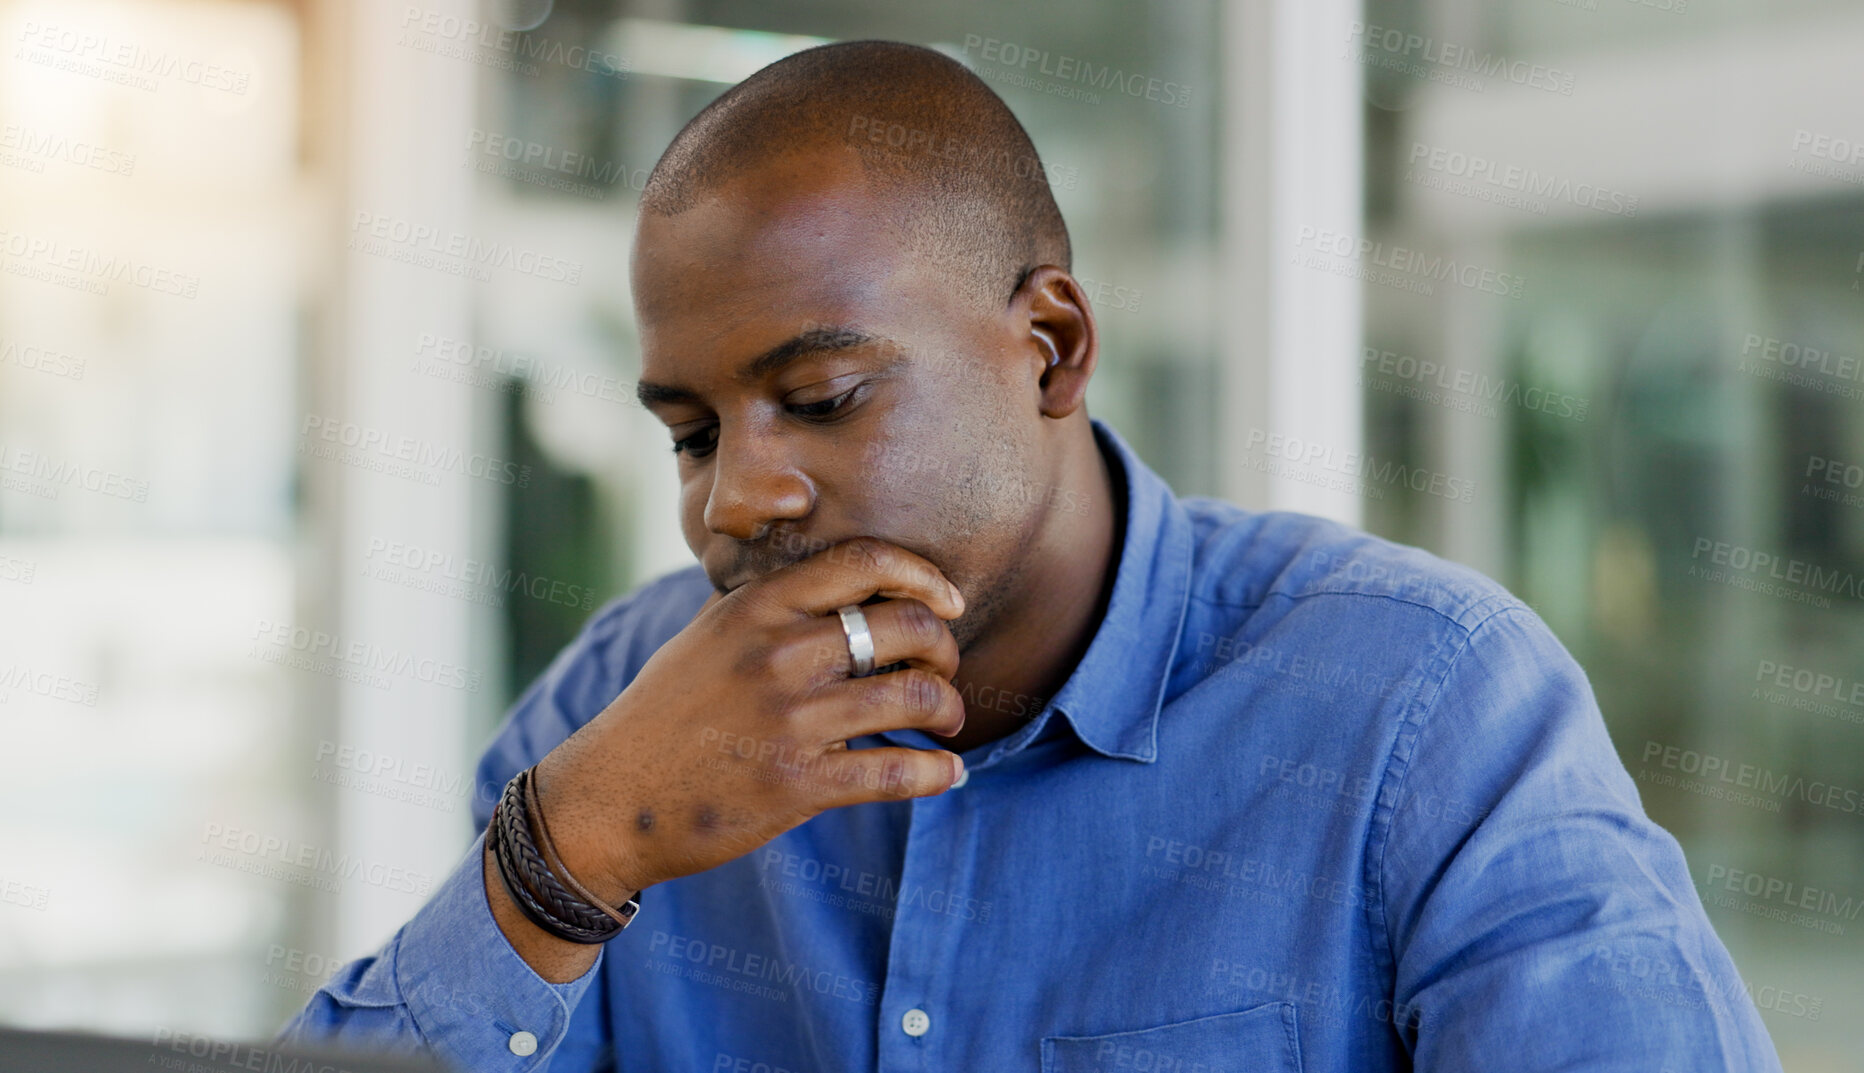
top-left (901, 1008), bottom-right (931, 1037)
top-left (508, 1030), bottom-right (538, 1057)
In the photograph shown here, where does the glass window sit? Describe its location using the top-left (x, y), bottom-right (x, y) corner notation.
top-left (1361, 1), bottom-right (1864, 1063)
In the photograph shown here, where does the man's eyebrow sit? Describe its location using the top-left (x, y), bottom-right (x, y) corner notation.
top-left (635, 325), bottom-right (884, 408)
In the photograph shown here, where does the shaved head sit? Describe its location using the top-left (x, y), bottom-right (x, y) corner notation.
top-left (641, 39), bottom-right (1072, 311)
top-left (629, 37), bottom-right (1115, 746)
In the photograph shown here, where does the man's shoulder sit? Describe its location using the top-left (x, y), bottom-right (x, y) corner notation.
top-left (570, 563), bottom-right (712, 679)
top-left (1177, 498), bottom-right (1523, 632)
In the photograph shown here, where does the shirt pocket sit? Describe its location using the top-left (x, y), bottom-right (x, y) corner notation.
top-left (1040, 1003), bottom-right (1302, 1073)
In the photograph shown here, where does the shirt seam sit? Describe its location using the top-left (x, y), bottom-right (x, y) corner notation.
top-left (1186, 585), bottom-right (1520, 631)
top-left (1363, 604), bottom-right (1528, 996)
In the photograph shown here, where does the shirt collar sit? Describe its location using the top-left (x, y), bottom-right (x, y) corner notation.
top-left (875, 419), bottom-right (1194, 767)
top-left (1036, 418), bottom-right (1194, 764)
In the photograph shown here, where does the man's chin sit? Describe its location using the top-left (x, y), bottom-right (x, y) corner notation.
top-left (946, 604), bottom-right (987, 655)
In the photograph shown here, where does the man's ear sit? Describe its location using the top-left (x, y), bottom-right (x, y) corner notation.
top-left (1032, 326), bottom-right (1061, 367)
top-left (1014, 265), bottom-right (1098, 419)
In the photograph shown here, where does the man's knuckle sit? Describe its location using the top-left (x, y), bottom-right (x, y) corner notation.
top-left (902, 672), bottom-right (944, 715)
top-left (752, 671), bottom-right (809, 719)
top-left (900, 601), bottom-right (941, 645)
top-left (732, 642), bottom-right (776, 678)
top-left (803, 643), bottom-right (845, 686)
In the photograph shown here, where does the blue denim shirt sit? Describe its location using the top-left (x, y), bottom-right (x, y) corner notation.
top-left (281, 420), bottom-right (1781, 1072)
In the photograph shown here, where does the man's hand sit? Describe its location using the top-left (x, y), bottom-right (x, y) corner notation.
top-left (487, 537), bottom-right (967, 980)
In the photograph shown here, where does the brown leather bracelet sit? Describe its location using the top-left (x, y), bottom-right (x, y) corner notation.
top-left (523, 766), bottom-right (640, 929)
top-left (490, 766), bottom-right (640, 944)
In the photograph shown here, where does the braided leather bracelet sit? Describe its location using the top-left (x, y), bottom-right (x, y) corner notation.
top-left (491, 766), bottom-right (640, 944)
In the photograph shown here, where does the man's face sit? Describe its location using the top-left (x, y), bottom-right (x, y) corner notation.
top-left (630, 149), bottom-right (1052, 649)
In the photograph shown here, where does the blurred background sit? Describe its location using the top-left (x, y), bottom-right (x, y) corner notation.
top-left (0, 0), bottom-right (1858, 1067)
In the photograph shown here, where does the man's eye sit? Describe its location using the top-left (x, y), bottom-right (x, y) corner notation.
top-left (789, 386), bottom-right (860, 420)
top-left (671, 425), bottom-right (718, 457)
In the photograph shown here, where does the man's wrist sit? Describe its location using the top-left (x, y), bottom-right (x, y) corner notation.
top-left (482, 837), bottom-right (605, 985)
top-left (491, 768), bottom-right (642, 944)
top-left (531, 754), bottom-right (654, 907)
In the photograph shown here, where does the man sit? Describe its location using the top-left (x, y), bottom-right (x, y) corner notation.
top-left (283, 40), bottom-right (1781, 1072)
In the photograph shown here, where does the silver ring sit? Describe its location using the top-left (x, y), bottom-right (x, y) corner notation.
top-left (836, 604), bottom-right (876, 677)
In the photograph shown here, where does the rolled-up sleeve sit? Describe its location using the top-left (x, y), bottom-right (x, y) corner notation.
top-left (1375, 606), bottom-right (1783, 1072)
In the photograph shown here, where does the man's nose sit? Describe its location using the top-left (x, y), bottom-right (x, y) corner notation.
top-left (702, 429), bottom-right (814, 540)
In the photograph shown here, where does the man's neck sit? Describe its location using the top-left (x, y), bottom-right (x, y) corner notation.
top-left (940, 424), bottom-right (1124, 754)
